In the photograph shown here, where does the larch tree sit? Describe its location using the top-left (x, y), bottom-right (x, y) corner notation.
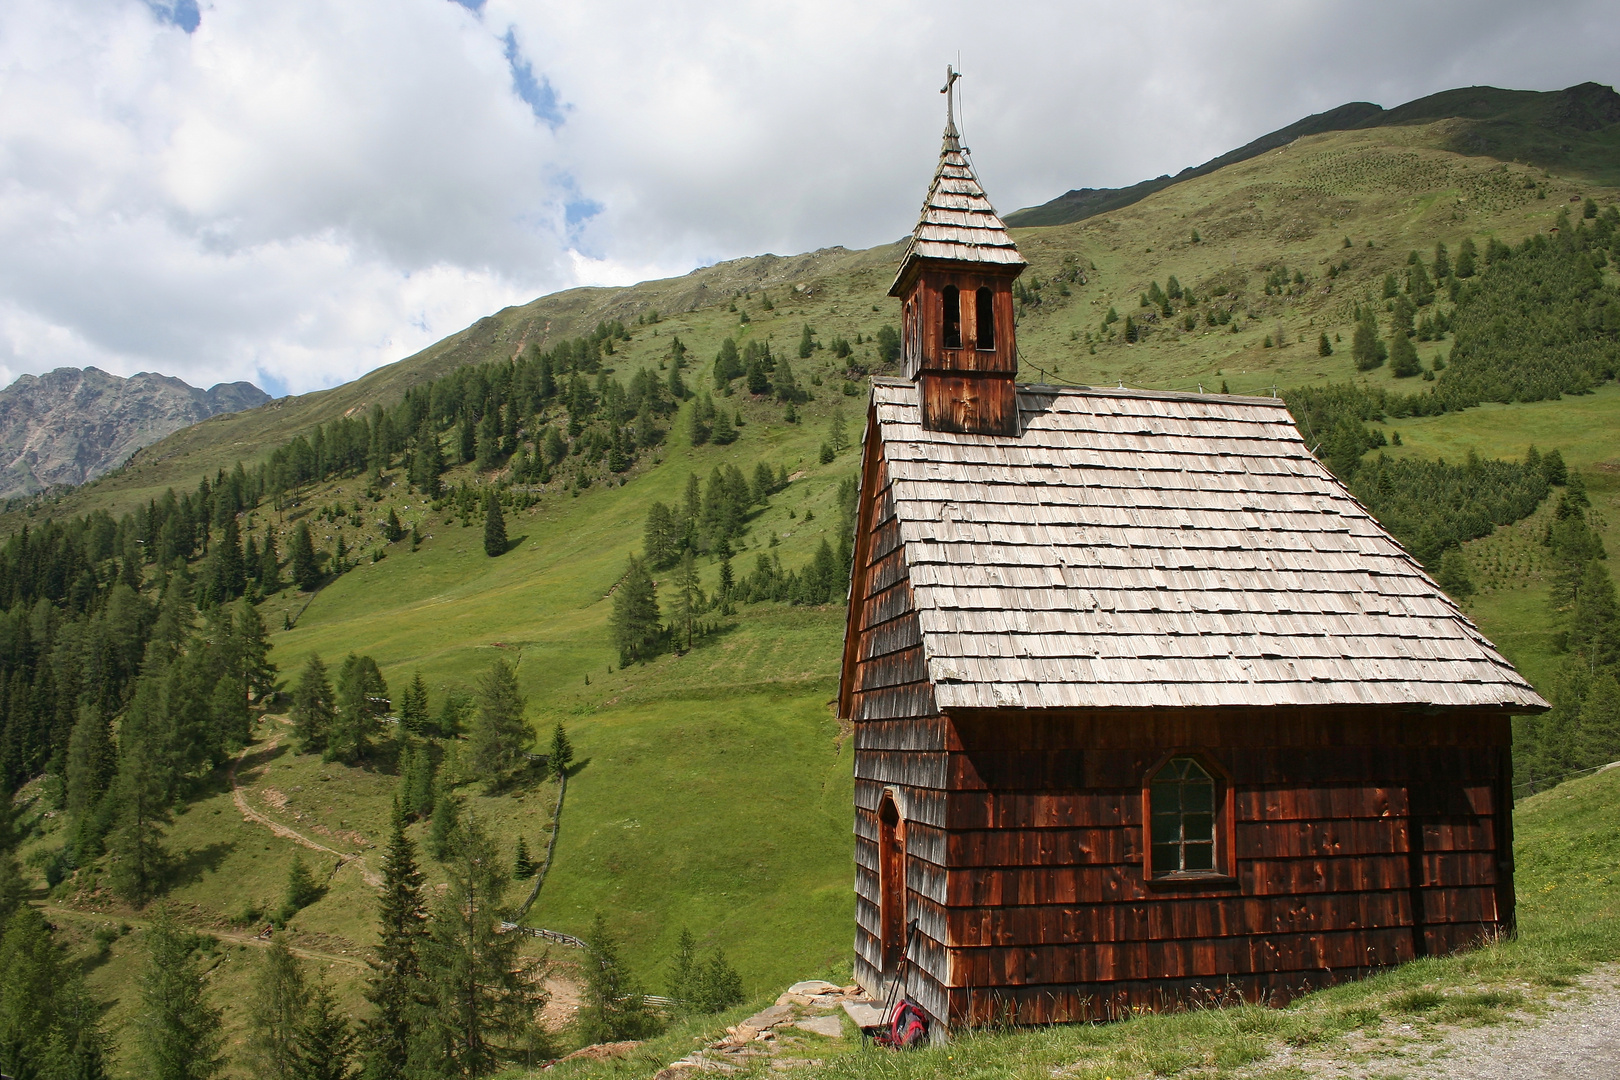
top-left (670, 552), bottom-right (701, 650)
top-left (0, 906), bottom-right (109, 1080)
top-left (293, 979), bottom-right (357, 1080)
top-left (328, 654), bottom-right (389, 764)
top-left (134, 908), bottom-right (225, 1080)
top-left (362, 800), bottom-right (427, 1080)
top-left (415, 814), bottom-right (547, 1076)
top-left (289, 522), bottom-right (321, 592)
top-left (246, 940), bottom-right (309, 1080)
top-left (578, 913), bottom-right (656, 1044)
top-left (292, 654), bottom-right (336, 754)
top-left (609, 557), bottom-right (660, 665)
top-left (108, 679), bottom-right (172, 905)
top-left (468, 658), bottom-right (531, 779)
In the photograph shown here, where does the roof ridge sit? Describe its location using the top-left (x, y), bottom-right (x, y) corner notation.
top-left (870, 376), bottom-right (1289, 407)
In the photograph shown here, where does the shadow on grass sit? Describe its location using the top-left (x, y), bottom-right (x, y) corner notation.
top-left (167, 841), bottom-right (236, 890)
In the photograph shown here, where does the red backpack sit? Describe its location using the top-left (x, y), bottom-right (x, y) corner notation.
top-left (876, 998), bottom-right (929, 1048)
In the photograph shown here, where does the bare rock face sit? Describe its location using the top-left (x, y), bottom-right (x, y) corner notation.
top-left (0, 367), bottom-right (272, 498)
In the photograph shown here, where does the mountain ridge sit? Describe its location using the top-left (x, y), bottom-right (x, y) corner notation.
top-left (1006, 81), bottom-right (1620, 228)
top-left (0, 365), bottom-right (271, 499)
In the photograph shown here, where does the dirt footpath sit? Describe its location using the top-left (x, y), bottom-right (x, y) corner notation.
top-left (1264, 967), bottom-right (1620, 1079)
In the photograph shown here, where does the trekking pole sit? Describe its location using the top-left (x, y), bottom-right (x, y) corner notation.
top-left (882, 918), bottom-right (921, 1020)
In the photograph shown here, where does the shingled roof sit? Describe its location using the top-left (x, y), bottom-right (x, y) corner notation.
top-left (888, 124), bottom-right (1025, 297)
top-left (861, 378), bottom-right (1547, 712)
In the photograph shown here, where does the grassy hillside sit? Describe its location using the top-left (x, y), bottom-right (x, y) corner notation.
top-left (7, 107), bottom-right (1620, 1077)
top-left (1007, 81), bottom-right (1620, 227)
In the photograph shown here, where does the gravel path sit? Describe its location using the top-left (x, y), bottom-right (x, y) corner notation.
top-left (1263, 967), bottom-right (1620, 1079)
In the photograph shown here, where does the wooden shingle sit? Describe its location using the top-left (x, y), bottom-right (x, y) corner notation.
top-left (858, 378), bottom-right (1546, 712)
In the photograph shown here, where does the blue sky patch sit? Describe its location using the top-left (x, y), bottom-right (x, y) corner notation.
top-left (447, 0), bottom-right (486, 12)
top-left (565, 197), bottom-right (603, 229)
top-left (503, 30), bottom-right (565, 128)
top-left (144, 0), bottom-right (200, 33)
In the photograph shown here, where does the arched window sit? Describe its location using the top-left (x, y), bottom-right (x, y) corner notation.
top-left (942, 285), bottom-right (962, 350)
top-left (975, 287), bottom-right (995, 351)
top-left (1150, 757), bottom-right (1216, 874)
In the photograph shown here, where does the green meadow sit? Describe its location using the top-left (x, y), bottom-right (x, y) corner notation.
top-left (8, 111), bottom-right (1620, 1077)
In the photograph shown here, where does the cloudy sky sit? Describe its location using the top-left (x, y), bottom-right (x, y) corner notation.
top-left (1, 0), bottom-right (1616, 397)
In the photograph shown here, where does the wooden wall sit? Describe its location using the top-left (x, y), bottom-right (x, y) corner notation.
top-left (843, 433), bottom-right (952, 1018)
top-left (935, 708), bottom-right (1515, 1025)
top-left (839, 400), bottom-right (1516, 1030)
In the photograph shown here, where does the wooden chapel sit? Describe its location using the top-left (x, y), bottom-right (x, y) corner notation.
top-left (837, 93), bottom-right (1547, 1028)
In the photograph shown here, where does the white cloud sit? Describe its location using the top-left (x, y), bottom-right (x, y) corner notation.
top-left (0, 0), bottom-right (1617, 394)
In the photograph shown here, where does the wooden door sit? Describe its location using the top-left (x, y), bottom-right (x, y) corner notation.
top-left (879, 791), bottom-right (905, 971)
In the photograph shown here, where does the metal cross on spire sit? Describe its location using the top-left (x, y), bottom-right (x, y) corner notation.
top-left (940, 64), bottom-right (961, 137)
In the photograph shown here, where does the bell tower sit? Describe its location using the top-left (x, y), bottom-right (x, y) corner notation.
top-left (889, 66), bottom-right (1027, 435)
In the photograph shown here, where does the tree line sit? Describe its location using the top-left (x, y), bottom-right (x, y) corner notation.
top-left (618, 471), bottom-right (858, 665)
top-left (1513, 472), bottom-right (1620, 794)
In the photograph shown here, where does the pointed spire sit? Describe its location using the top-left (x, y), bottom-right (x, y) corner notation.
top-left (889, 73), bottom-right (1025, 297)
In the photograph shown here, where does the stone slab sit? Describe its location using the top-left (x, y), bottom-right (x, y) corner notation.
top-left (842, 1001), bottom-right (887, 1029)
top-left (787, 980), bottom-right (843, 996)
top-left (795, 1016), bottom-right (844, 1038)
top-left (742, 1004), bottom-right (795, 1029)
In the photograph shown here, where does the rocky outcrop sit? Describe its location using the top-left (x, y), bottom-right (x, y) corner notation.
top-left (0, 367), bottom-right (272, 499)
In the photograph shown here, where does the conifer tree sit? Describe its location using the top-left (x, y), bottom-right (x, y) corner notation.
top-left (0, 788), bottom-right (21, 931)
top-left (1317, 332), bottom-right (1333, 357)
top-left (280, 852), bottom-right (323, 922)
top-left (247, 939), bottom-right (309, 1080)
top-left (290, 522), bottom-right (321, 592)
top-left (1389, 331), bottom-right (1422, 378)
top-left (135, 908), bottom-right (225, 1080)
top-left (475, 410), bottom-right (500, 473)
top-left (710, 407), bottom-right (737, 445)
top-left (512, 836), bottom-right (534, 879)
top-left (260, 529), bottom-right (283, 592)
top-left (482, 493), bottom-right (506, 558)
top-left (458, 413), bottom-right (477, 466)
top-left (692, 949), bottom-right (745, 1013)
top-left (209, 515), bottom-right (247, 604)
top-left (0, 905), bottom-right (110, 1080)
top-left (65, 706), bottom-right (115, 827)
top-left (398, 738), bottom-right (437, 820)
top-left (1351, 311), bottom-right (1385, 370)
top-left (428, 774), bottom-right (461, 862)
top-left (797, 323), bottom-right (815, 359)
top-left (670, 552), bottom-right (701, 650)
top-left (236, 599), bottom-right (278, 705)
top-left (542, 427), bottom-right (566, 467)
top-left (109, 683), bottom-right (172, 904)
top-left (401, 672), bottom-right (430, 734)
top-left (295, 979), bottom-right (357, 1080)
top-left (578, 913), bottom-right (656, 1043)
top-left (329, 654), bottom-right (388, 764)
top-left (363, 800), bottom-right (427, 1080)
top-left (415, 814), bottom-right (546, 1074)
top-left (467, 658), bottom-right (531, 779)
top-left (609, 556), bottom-right (660, 665)
top-left (547, 723), bottom-right (574, 782)
top-left (410, 422), bottom-right (445, 497)
top-left (665, 928), bottom-right (699, 1009)
top-left (292, 654), bottom-right (336, 754)
top-left (829, 408), bottom-right (848, 453)
top-left (1455, 236), bottom-right (1478, 278)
